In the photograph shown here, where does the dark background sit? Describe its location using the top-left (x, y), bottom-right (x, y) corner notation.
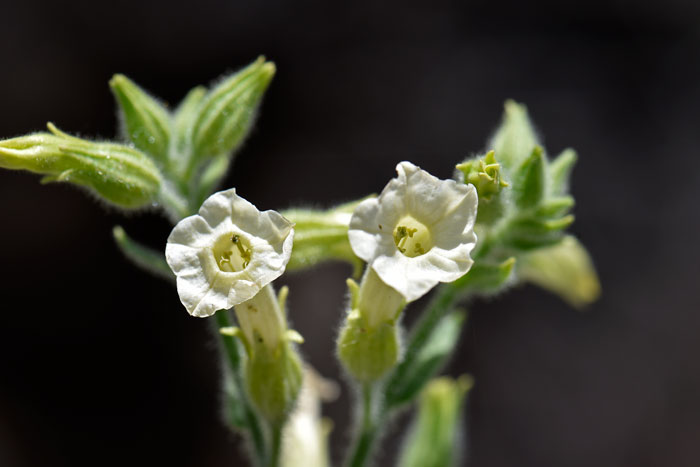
top-left (1, 1), bottom-right (699, 466)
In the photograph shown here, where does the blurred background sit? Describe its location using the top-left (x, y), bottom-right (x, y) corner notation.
top-left (1, 0), bottom-right (699, 465)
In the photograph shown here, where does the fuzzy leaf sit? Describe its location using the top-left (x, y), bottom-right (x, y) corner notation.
top-left (385, 312), bottom-right (465, 409)
top-left (112, 226), bottom-right (173, 281)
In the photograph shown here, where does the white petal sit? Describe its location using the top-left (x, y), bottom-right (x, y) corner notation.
top-left (167, 215), bottom-right (214, 248)
top-left (432, 185), bottom-right (478, 250)
top-left (400, 162), bottom-right (474, 226)
top-left (349, 161), bottom-right (479, 303)
top-left (165, 189), bottom-right (294, 317)
top-left (198, 188), bottom-right (235, 228)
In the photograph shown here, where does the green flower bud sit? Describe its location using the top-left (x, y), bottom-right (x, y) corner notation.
top-left (456, 150), bottom-right (509, 201)
top-left (173, 85), bottom-right (207, 157)
top-left (282, 198), bottom-right (365, 275)
top-left (518, 235), bottom-right (601, 308)
top-left (456, 150), bottom-right (509, 225)
top-left (398, 376), bottom-right (473, 467)
top-left (227, 285), bottom-right (305, 424)
top-left (246, 336), bottom-right (304, 425)
top-left (0, 124), bottom-right (161, 208)
top-left (337, 269), bottom-right (404, 383)
top-left (189, 57), bottom-right (275, 167)
top-left (109, 74), bottom-right (172, 165)
top-left (338, 312), bottom-right (400, 384)
top-left (281, 368), bottom-right (337, 467)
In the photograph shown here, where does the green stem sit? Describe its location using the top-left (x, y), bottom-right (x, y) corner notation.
top-left (345, 384), bottom-right (381, 467)
top-left (267, 422), bottom-right (283, 467)
top-left (215, 311), bottom-right (267, 466)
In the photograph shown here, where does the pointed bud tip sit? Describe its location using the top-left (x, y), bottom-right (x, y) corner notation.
top-left (112, 225), bottom-right (126, 240)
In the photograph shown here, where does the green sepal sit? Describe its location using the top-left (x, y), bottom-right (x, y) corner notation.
top-left (513, 145), bottom-right (546, 210)
top-left (398, 375), bottom-right (473, 467)
top-left (112, 226), bottom-right (174, 282)
top-left (246, 339), bottom-right (303, 425)
top-left (0, 124), bottom-right (161, 208)
top-left (384, 311), bottom-right (466, 409)
top-left (337, 312), bottom-right (400, 384)
top-left (502, 215), bottom-right (574, 251)
top-left (452, 257), bottom-right (516, 296)
top-left (535, 196), bottom-right (575, 218)
top-left (109, 74), bottom-right (172, 164)
top-left (549, 148), bottom-right (577, 195)
top-left (490, 100), bottom-right (539, 170)
top-left (283, 199), bottom-right (365, 276)
top-left (518, 235), bottom-right (601, 308)
top-left (190, 57), bottom-right (275, 166)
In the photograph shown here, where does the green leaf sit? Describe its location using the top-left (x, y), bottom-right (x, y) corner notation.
top-left (112, 226), bottom-right (174, 281)
top-left (549, 148), bottom-right (577, 196)
top-left (490, 100), bottom-right (540, 170)
top-left (109, 74), bottom-right (172, 164)
top-left (385, 312), bottom-right (465, 409)
top-left (223, 381), bottom-right (248, 429)
top-left (190, 57), bottom-right (275, 168)
top-left (535, 196), bottom-right (575, 218)
top-left (513, 145), bottom-right (546, 210)
top-left (0, 124), bottom-right (161, 208)
top-left (398, 375), bottom-right (473, 467)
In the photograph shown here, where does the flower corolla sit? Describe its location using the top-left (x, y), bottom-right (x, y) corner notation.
top-left (165, 188), bottom-right (294, 317)
top-left (348, 161), bottom-right (478, 302)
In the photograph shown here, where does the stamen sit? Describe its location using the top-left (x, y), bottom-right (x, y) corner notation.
top-left (232, 234), bottom-right (252, 268)
top-left (393, 225), bottom-right (417, 253)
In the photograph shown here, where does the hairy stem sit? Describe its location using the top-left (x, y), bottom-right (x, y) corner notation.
top-left (215, 311), bottom-right (267, 466)
top-left (345, 383), bottom-right (381, 467)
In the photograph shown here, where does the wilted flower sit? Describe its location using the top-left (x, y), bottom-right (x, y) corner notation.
top-left (348, 161), bottom-right (478, 302)
top-left (165, 188), bottom-right (294, 317)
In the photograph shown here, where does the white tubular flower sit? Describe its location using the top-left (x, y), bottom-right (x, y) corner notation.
top-left (165, 188), bottom-right (294, 317)
top-left (349, 161), bottom-right (478, 302)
